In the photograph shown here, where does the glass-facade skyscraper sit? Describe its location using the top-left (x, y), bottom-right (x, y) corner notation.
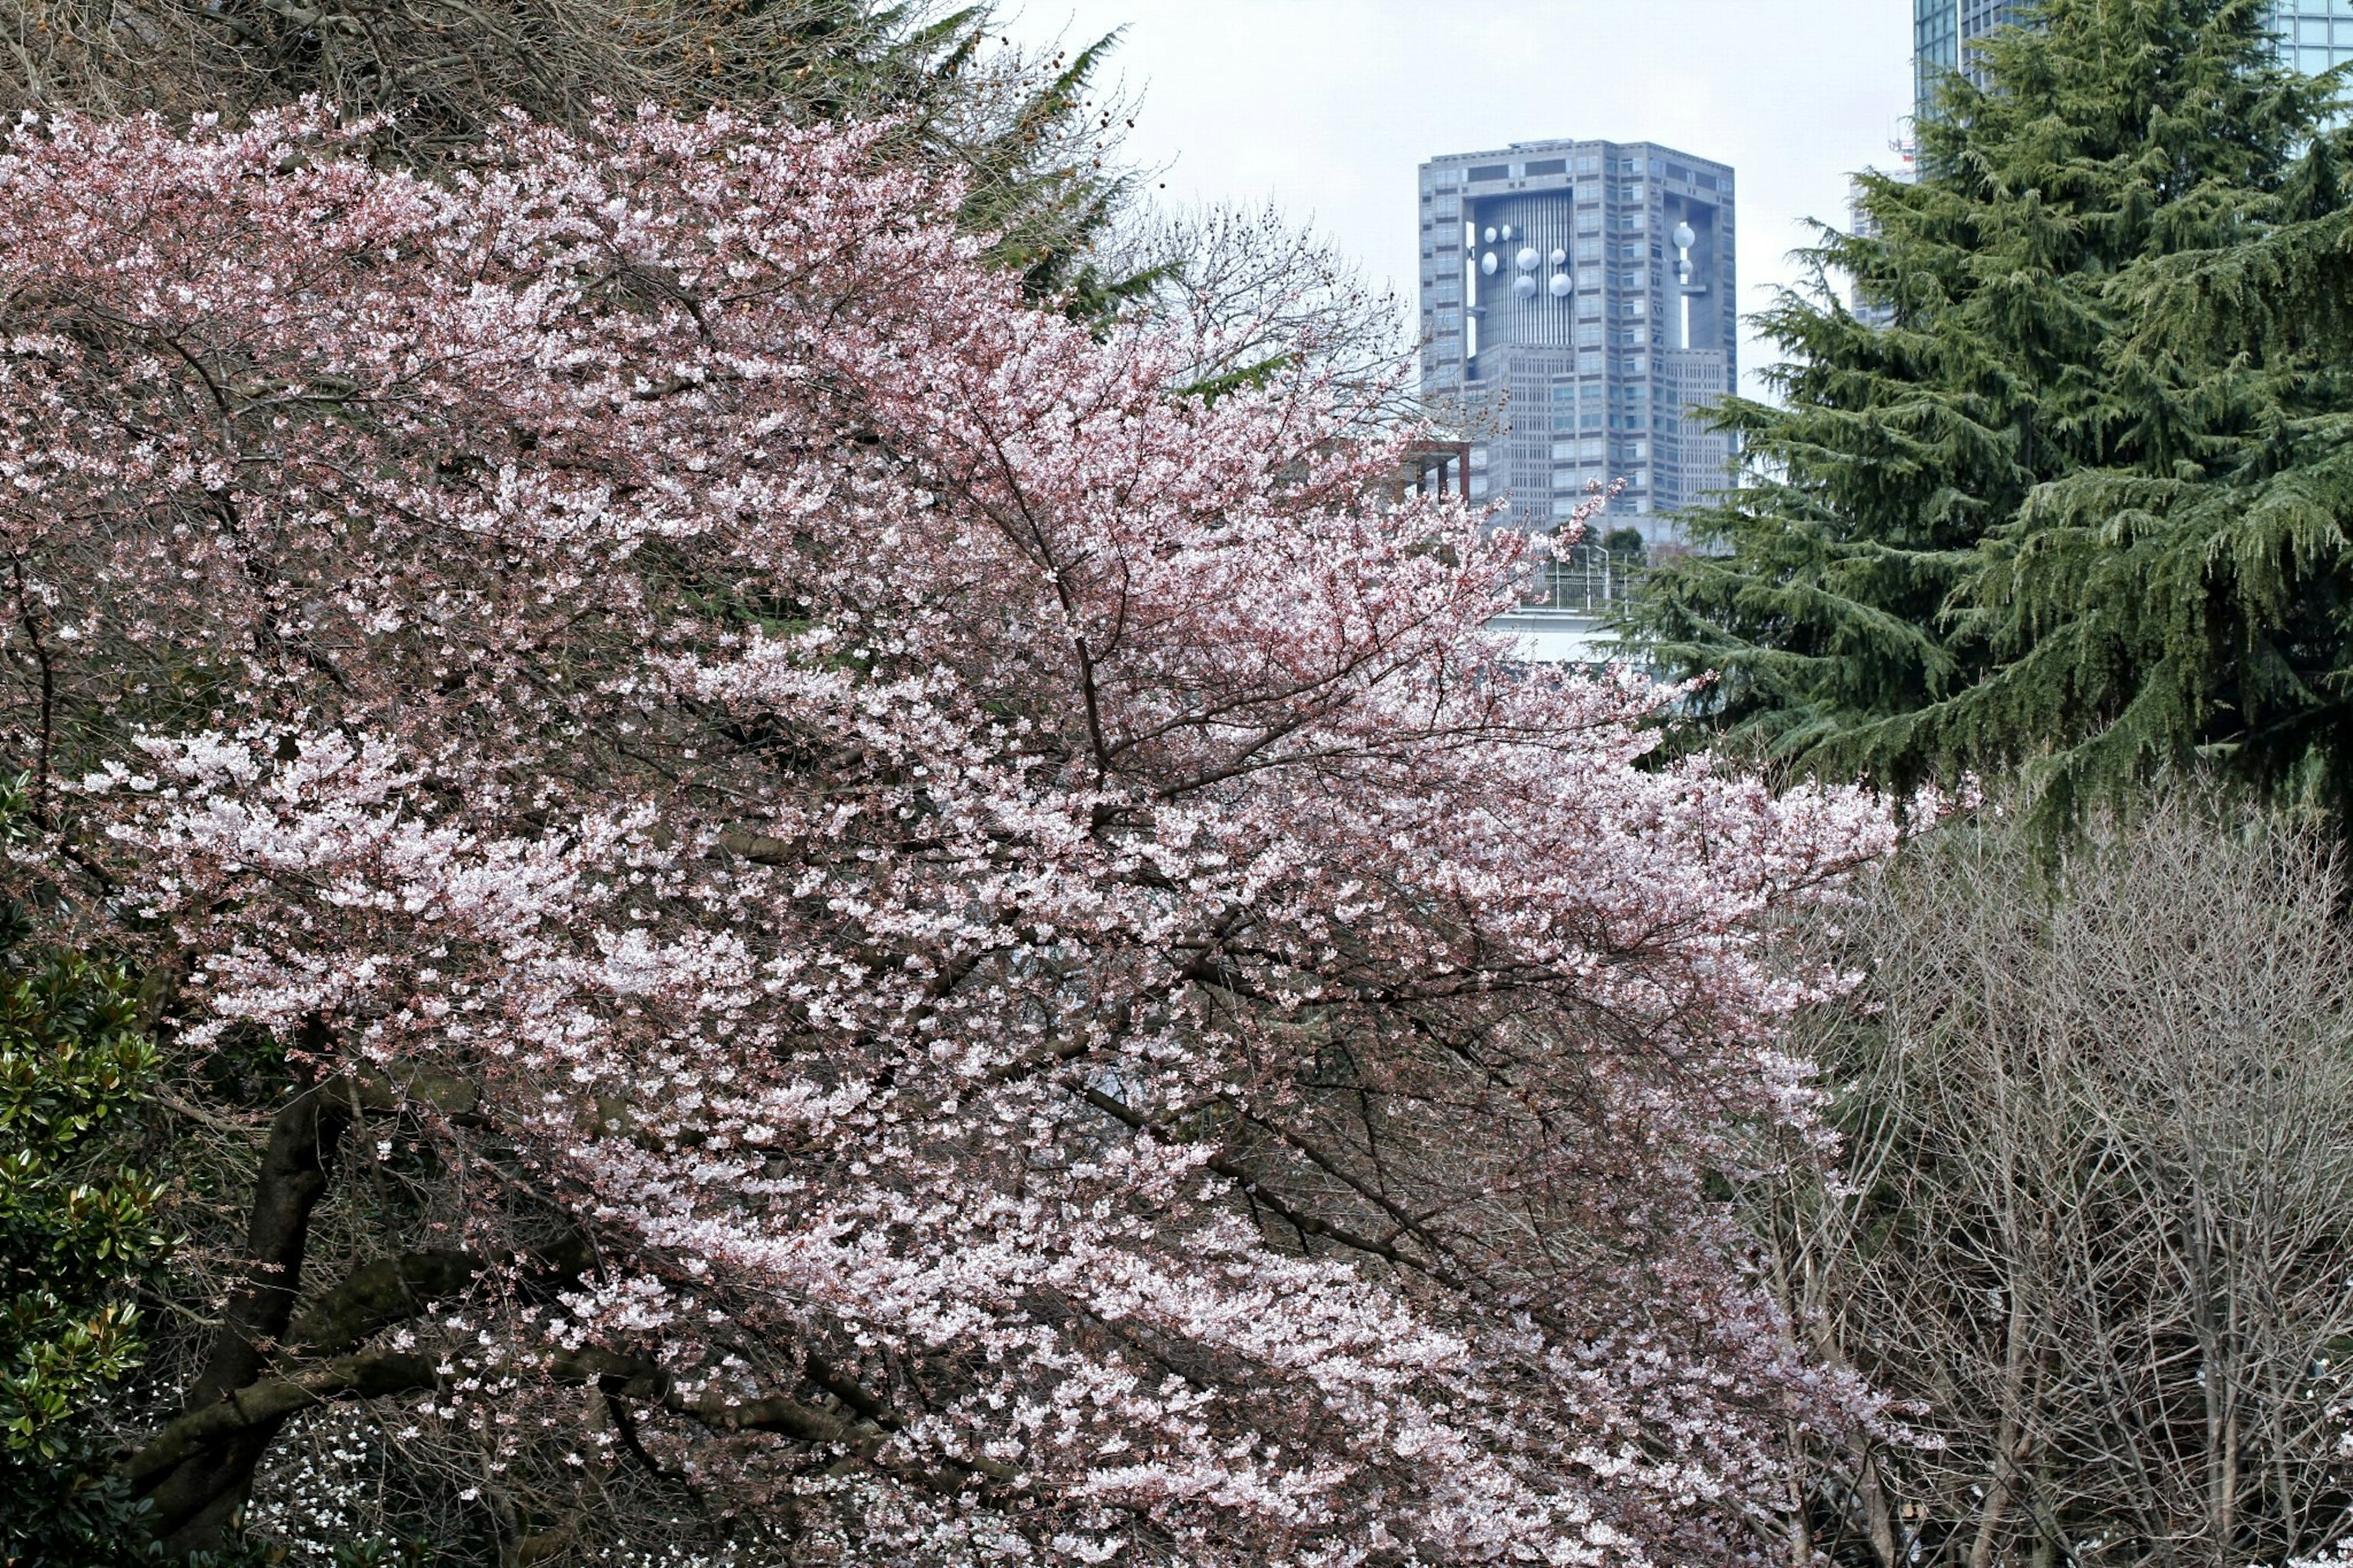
top-left (1913, 0), bottom-right (2021, 124)
top-left (2274, 0), bottom-right (2353, 75)
top-left (1917, 1), bottom-right (2353, 126)
top-left (1416, 141), bottom-right (1735, 545)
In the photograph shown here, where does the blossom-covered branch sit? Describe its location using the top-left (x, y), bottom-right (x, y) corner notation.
top-left (0, 105), bottom-right (1897, 1563)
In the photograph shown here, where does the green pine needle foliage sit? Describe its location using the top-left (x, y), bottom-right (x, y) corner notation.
top-left (943, 25), bottom-right (1168, 327)
top-left (1620, 0), bottom-right (2353, 825)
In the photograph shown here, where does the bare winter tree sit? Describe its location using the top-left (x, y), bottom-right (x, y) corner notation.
top-left (1756, 793), bottom-right (2353, 1567)
top-left (1101, 201), bottom-right (1417, 414)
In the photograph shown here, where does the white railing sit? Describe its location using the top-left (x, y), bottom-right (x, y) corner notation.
top-left (1515, 543), bottom-right (1643, 614)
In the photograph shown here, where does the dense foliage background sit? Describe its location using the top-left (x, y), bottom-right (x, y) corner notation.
top-left (1624, 0), bottom-right (2353, 826)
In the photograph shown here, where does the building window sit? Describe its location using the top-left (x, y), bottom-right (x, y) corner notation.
top-left (1578, 350), bottom-right (1603, 374)
top-left (1574, 240), bottom-right (1601, 262)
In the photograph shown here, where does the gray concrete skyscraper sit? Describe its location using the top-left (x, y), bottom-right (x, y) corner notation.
top-left (1416, 140), bottom-right (1735, 545)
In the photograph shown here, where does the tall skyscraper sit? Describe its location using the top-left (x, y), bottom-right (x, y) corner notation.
top-left (1914, 0), bottom-right (2024, 126)
top-left (1917, 1), bottom-right (2353, 127)
top-left (1416, 141), bottom-right (1735, 545)
top-left (2273, 0), bottom-right (2353, 76)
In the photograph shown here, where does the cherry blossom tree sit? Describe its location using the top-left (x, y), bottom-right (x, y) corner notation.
top-left (0, 106), bottom-right (1897, 1564)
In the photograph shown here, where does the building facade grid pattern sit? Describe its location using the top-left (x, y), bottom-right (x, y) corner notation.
top-left (2273, 0), bottom-right (2353, 75)
top-left (1914, 0), bottom-right (2025, 125)
top-left (1918, 1), bottom-right (2352, 126)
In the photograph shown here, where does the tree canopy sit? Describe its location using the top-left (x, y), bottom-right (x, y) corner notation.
top-left (1623, 0), bottom-right (2353, 823)
top-left (0, 0), bottom-right (1148, 326)
top-left (0, 107), bottom-right (1895, 1563)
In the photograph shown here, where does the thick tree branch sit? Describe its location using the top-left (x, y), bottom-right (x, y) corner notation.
top-left (126, 1343), bottom-right (1012, 1512)
top-left (138, 1058), bottom-right (493, 1551)
top-left (287, 1232), bottom-right (589, 1358)
top-left (126, 1349), bottom-right (442, 1490)
top-left (181, 1050), bottom-right (355, 1412)
top-left (286, 1249), bottom-right (480, 1358)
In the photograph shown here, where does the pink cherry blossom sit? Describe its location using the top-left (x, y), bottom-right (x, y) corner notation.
top-left (5, 105), bottom-right (1901, 1562)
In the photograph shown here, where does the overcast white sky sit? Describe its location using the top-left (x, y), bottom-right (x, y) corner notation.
top-left (997, 1), bottom-right (1914, 399)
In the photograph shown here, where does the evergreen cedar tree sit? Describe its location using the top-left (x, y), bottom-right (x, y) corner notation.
top-left (0, 108), bottom-right (1899, 1562)
top-left (1621, 0), bottom-right (2353, 825)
